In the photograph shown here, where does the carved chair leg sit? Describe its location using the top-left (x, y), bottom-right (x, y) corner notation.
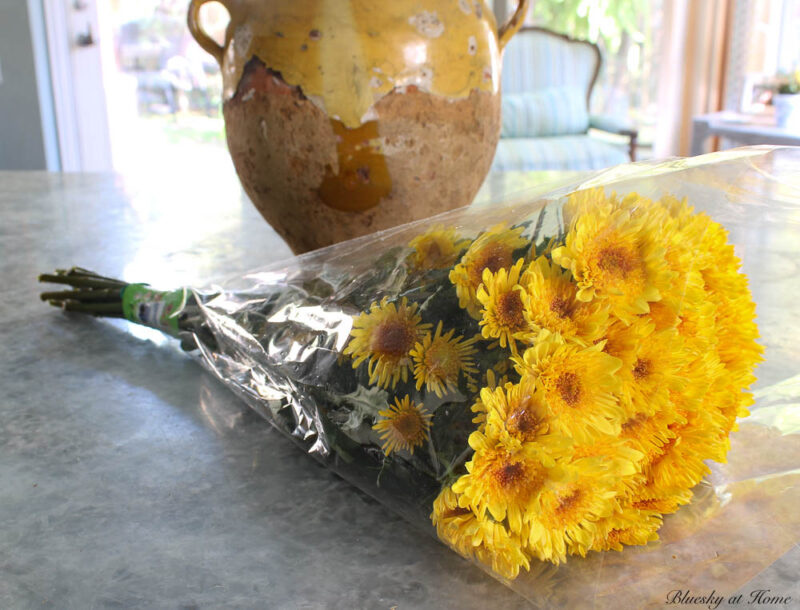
top-left (628, 133), bottom-right (638, 162)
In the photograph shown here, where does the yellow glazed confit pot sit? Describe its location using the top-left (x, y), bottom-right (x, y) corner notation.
top-left (188, 0), bottom-right (529, 253)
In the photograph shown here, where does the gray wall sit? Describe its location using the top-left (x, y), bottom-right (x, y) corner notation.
top-left (0, 0), bottom-right (48, 170)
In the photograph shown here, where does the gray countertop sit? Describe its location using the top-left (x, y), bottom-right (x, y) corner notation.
top-left (1, 169), bottom-right (799, 609)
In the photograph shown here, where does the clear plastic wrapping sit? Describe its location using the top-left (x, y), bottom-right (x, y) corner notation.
top-left (43, 147), bottom-right (800, 607)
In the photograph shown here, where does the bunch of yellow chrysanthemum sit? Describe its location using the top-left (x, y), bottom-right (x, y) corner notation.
top-left (432, 189), bottom-right (762, 579)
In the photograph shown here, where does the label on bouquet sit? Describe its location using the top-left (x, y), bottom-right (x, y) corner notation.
top-left (121, 284), bottom-right (188, 336)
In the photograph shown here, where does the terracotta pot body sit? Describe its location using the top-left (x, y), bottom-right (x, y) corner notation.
top-left (188, 0), bottom-right (528, 253)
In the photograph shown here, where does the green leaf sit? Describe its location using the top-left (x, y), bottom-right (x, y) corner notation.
top-left (332, 384), bottom-right (390, 432)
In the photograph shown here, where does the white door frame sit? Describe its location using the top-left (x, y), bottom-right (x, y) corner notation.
top-left (25, 0), bottom-right (62, 171)
top-left (41, 0), bottom-right (81, 171)
top-left (41, 0), bottom-right (112, 172)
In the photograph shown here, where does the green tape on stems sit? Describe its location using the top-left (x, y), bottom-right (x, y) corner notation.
top-left (121, 284), bottom-right (188, 336)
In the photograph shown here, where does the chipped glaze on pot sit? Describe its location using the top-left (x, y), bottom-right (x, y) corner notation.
top-left (188, 0), bottom-right (529, 253)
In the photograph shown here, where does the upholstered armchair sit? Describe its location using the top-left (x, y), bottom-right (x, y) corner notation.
top-left (492, 26), bottom-right (638, 172)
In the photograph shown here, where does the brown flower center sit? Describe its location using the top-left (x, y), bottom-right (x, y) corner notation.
top-left (392, 411), bottom-right (423, 440)
top-left (596, 331), bottom-right (625, 359)
top-left (621, 412), bottom-right (647, 434)
top-left (443, 506), bottom-right (473, 519)
top-left (421, 239), bottom-right (450, 268)
top-left (507, 396), bottom-right (545, 439)
top-left (425, 240), bottom-right (443, 259)
top-left (648, 301), bottom-right (678, 331)
top-left (495, 461), bottom-right (525, 488)
top-left (489, 457), bottom-right (547, 503)
top-left (606, 528), bottom-right (624, 546)
top-left (555, 489), bottom-right (582, 516)
top-left (556, 372), bottom-right (582, 406)
top-left (496, 289), bottom-right (526, 330)
top-left (597, 246), bottom-right (637, 277)
top-left (631, 497), bottom-right (672, 512)
top-left (371, 319), bottom-right (415, 358)
top-left (633, 358), bottom-right (651, 380)
top-left (549, 296), bottom-right (571, 318)
top-left (468, 242), bottom-right (512, 288)
top-left (424, 339), bottom-right (459, 380)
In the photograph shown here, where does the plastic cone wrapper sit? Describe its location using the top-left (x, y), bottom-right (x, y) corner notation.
top-left (40, 147), bottom-right (800, 607)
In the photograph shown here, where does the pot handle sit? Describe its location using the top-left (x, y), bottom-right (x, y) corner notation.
top-left (187, 0), bottom-right (226, 66)
top-left (497, 0), bottom-right (530, 51)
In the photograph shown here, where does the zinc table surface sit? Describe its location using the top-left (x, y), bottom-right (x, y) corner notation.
top-left (0, 170), bottom-right (797, 609)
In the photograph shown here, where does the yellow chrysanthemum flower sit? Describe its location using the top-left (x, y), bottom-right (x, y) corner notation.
top-left (729, 389), bottom-right (755, 434)
top-left (655, 196), bottom-right (700, 267)
top-left (685, 209), bottom-right (741, 279)
top-left (644, 197), bottom-right (706, 303)
top-left (623, 328), bottom-right (688, 416)
top-left (513, 335), bottom-right (624, 442)
top-left (570, 436), bottom-right (645, 501)
top-left (690, 398), bottom-right (730, 463)
top-left (477, 259), bottom-right (535, 352)
top-left (645, 299), bottom-right (679, 333)
top-left (410, 321), bottom-right (479, 398)
top-left (711, 288), bottom-right (763, 388)
top-left (527, 460), bottom-right (619, 562)
top-left (668, 202), bottom-right (763, 387)
top-left (707, 378), bottom-right (753, 438)
top-left (627, 484), bottom-right (693, 516)
top-left (588, 506), bottom-right (661, 553)
top-left (470, 366), bottom-right (519, 426)
top-left (431, 487), bottom-right (482, 561)
top-left (372, 395), bottom-right (432, 457)
top-left (642, 421), bottom-right (714, 496)
top-left (453, 430), bottom-right (564, 534)
top-left (431, 190), bottom-right (762, 575)
top-left (650, 270), bottom-right (717, 357)
top-left (470, 393), bottom-right (489, 430)
top-left (675, 349), bottom-right (725, 415)
top-left (449, 224), bottom-right (528, 319)
top-left (551, 193), bottom-right (674, 324)
top-left (571, 437), bottom-right (642, 478)
top-left (343, 297), bottom-right (431, 388)
top-left (472, 527), bottom-right (532, 581)
top-left (431, 487), bottom-right (531, 580)
top-left (407, 226), bottom-right (470, 271)
top-left (619, 408), bottom-right (682, 469)
top-left (561, 187), bottom-right (614, 226)
top-left (644, 266), bottom-right (708, 341)
top-left (480, 381), bottom-right (556, 444)
top-left (594, 317), bottom-right (647, 373)
top-left (521, 256), bottom-right (609, 345)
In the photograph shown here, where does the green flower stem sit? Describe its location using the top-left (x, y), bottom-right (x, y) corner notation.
top-left (39, 268), bottom-right (129, 319)
top-left (39, 289), bottom-right (122, 302)
top-left (37, 273), bottom-right (126, 290)
top-left (54, 300), bottom-right (125, 316)
top-left (438, 446), bottom-right (473, 482)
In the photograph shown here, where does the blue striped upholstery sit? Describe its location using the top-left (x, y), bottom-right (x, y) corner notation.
top-left (501, 88), bottom-right (589, 137)
top-left (495, 28), bottom-right (628, 171)
top-left (491, 135), bottom-right (629, 172)
top-left (501, 30), bottom-right (599, 96)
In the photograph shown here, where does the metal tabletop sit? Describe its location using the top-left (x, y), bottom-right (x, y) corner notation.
top-left (1, 168), bottom-right (798, 609)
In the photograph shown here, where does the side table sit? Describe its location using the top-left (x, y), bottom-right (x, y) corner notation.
top-left (690, 110), bottom-right (800, 155)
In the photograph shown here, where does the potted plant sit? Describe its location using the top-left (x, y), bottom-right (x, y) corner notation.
top-left (773, 70), bottom-right (800, 130)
